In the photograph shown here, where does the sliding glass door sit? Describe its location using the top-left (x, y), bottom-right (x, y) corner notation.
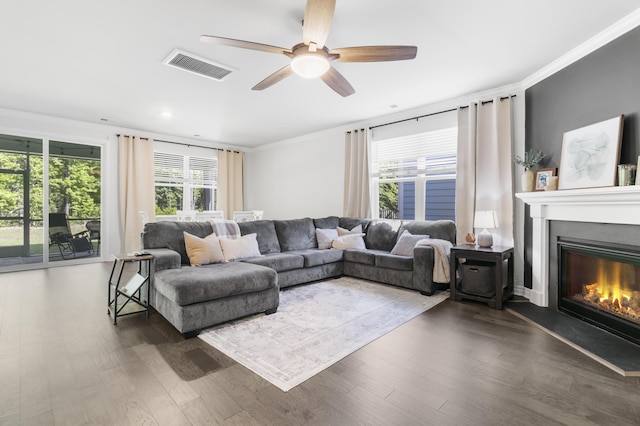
top-left (0, 136), bottom-right (43, 267)
top-left (0, 134), bottom-right (102, 269)
top-left (48, 141), bottom-right (102, 262)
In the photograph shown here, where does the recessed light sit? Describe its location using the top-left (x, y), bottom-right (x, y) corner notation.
top-left (389, 104), bottom-right (399, 109)
top-left (194, 134), bottom-right (200, 137)
top-left (161, 111), bottom-right (173, 118)
top-left (100, 118), bottom-right (109, 122)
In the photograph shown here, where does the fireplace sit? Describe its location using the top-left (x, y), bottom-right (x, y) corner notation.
top-left (557, 237), bottom-right (640, 345)
top-left (515, 188), bottom-right (640, 373)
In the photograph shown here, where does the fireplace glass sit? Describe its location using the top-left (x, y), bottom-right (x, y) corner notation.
top-left (559, 240), bottom-right (640, 345)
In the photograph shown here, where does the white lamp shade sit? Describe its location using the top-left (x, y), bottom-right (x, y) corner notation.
top-left (474, 210), bottom-right (499, 229)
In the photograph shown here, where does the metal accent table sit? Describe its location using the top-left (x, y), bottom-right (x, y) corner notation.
top-left (449, 245), bottom-right (514, 309)
top-left (108, 253), bottom-right (153, 324)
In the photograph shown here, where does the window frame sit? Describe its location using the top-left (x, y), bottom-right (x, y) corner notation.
top-left (153, 144), bottom-right (218, 217)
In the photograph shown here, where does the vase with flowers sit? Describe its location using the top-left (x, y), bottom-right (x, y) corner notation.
top-left (513, 149), bottom-right (544, 192)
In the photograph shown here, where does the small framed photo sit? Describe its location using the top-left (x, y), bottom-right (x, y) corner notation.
top-left (534, 168), bottom-right (556, 191)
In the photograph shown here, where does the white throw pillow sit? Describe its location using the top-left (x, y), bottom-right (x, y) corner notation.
top-left (316, 228), bottom-right (339, 249)
top-left (331, 233), bottom-right (366, 250)
top-left (183, 231), bottom-right (225, 266)
top-left (220, 233), bottom-right (262, 261)
top-left (390, 230), bottom-right (430, 256)
top-left (337, 224), bottom-right (363, 236)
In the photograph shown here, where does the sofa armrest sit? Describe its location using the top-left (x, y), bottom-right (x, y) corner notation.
top-left (144, 248), bottom-right (182, 272)
top-left (412, 245), bottom-right (436, 295)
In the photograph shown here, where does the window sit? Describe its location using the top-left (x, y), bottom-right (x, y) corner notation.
top-left (371, 112), bottom-right (457, 221)
top-left (153, 147), bottom-right (217, 216)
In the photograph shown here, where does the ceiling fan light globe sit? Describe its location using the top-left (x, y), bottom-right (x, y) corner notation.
top-left (291, 54), bottom-right (330, 78)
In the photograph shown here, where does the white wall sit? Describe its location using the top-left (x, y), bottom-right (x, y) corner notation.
top-left (244, 128), bottom-right (345, 220)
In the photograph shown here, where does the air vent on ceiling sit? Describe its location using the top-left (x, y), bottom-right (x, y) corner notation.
top-left (163, 49), bottom-right (234, 82)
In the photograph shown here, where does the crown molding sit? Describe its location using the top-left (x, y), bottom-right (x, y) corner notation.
top-left (522, 7), bottom-right (640, 89)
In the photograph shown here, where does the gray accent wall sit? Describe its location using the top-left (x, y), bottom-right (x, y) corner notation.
top-left (523, 26), bottom-right (640, 288)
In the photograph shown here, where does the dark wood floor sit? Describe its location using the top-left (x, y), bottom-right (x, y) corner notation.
top-left (0, 263), bottom-right (639, 426)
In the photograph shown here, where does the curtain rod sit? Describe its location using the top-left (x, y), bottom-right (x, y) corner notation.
top-left (370, 94), bottom-right (516, 129)
top-left (459, 94), bottom-right (516, 110)
top-left (115, 134), bottom-right (241, 153)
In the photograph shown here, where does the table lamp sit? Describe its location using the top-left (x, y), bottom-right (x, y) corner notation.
top-left (474, 210), bottom-right (498, 248)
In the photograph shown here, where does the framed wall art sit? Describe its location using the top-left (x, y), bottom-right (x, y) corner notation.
top-left (534, 168), bottom-right (556, 191)
top-left (558, 115), bottom-right (624, 190)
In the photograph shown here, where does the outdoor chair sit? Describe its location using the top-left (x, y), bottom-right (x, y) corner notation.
top-left (85, 220), bottom-right (101, 255)
top-left (49, 213), bottom-right (94, 259)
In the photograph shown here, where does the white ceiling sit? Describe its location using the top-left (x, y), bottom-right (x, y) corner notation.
top-left (2, 1), bottom-right (639, 148)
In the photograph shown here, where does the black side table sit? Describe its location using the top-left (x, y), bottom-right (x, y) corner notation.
top-left (108, 253), bottom-right (153, 324)
top-left (450, 245), bottom-right (514, 309)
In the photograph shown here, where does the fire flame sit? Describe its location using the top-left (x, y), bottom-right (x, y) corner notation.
top-left (593, 261), bottom-right (633, 304)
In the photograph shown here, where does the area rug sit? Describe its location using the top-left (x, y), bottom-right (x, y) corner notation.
top-left (198, 277), bottom-right (449, 391)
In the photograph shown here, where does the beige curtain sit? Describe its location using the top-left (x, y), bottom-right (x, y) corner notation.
top-left (456, 97), bottom-right (513, 246)
top-left (118, 135), bottom-right (155, 253)
top-left (218, 149), bottom-right (244, 219)
top-left (343, 129), bottom-right (371, 218)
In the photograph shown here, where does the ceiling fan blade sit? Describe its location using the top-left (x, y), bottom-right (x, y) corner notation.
top-left (200, 35), bottom-right (292, 56)
top-left (252, 65), bottom-right (294, 91)
top-left (330, 46), bottom-right (418, 62)
top-left (302, 0), bottom-right (335, 49)
top-left (320, 66), bottom-right (355, 97)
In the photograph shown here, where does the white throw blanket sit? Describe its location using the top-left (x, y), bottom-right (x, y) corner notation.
top-left (416, 238), bottom-right (453, 283)
top-left (207, 218), bottom-right (241, 239)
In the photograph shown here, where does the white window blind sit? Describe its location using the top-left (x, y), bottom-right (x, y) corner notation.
top-left (371, 127), bottom-right (458, 180)
top-left (154, 152), bottom-right (184, 185)
top-left (153, 152), bottom-right (217, 187)
top-left (189, 156), bottom-right (216, 188)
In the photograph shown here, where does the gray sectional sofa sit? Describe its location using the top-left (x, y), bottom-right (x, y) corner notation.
top-left (142, 216), bottom-right (456, 336)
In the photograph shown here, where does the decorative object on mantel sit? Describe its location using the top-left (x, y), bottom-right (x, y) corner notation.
top-left (558, 115), bottom-right (624, 190)
top-left (636, 156), bottom-right (640, 185)
top-left (545, 176), bottom-right (559, 191)
top-left (513, 149), bottom-right (545, 192)
top-left (617, 164), bottom-right (637, 186)
top-left (474, 210), bottom-right (498, 248)
top-left (534, 168), bottom-right (556, 191)
top-left (464, 232), bottom-right (476, 245)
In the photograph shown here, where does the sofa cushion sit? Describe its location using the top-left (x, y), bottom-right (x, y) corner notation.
top-left (390, 230), bottom-right (430, 256)
top-left (153, 262), bottom-right (277, 306)
top-left (220, 233), bottom-right (262, 261)
top-left (398, 220), bottom-right (457, 244)
top-left (143, 221), bottom-right (214, 265)
top-left (343, 249), bottom-right (380, 266)
top-left (238, 220), bottom-right (281, 254)
top-left (339, 217), bottom-right (371, 233)
top-left (316, 228), bottom-right (338, 249)
top-left (274, 218), bottom-right (317, 251)
top-left (241, 252), bottom-right (304, 272)
top-left (313, 216), bottom-right (340, 229)
top-left (290, 248), bottom-right (344, 267)
top-left (365, 220), bottom-right (402, 252)
top-left (375, 253), bottom-right (414, 271)
top-left (183, 231), bottom-right (225, 266)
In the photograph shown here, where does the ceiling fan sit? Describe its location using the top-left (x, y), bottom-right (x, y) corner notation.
top-left (200, 0), bottom-right (417, 97)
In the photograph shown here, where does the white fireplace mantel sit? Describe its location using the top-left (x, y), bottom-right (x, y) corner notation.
top-left (516, 186), bottom-right (640, 307)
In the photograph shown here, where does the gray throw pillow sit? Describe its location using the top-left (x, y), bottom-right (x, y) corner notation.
top-left (390, 230), bottom-right (430, 256)
top-left (316, 228), bottom-right (338, 249)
